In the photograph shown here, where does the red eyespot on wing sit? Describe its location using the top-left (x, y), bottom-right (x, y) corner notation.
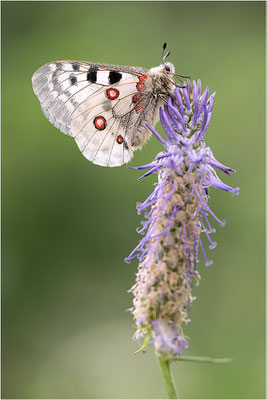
top-left (132, 93), bottom-right (141, 103)
top-left (139, 75), bottom-right (147, 82)
top-left (106, 88), bottom-right (119, 100)
top-left (136, 82), bottom-right (144, 91)
top-left (94, 116), bottom-right (106, 130)
top-left (116, 135), bottom-right (124, 144)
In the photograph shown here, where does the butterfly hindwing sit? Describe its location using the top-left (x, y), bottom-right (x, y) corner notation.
top-left (32, 60), bottom-right (148, 166)
top-left (76, 111), bottom-right (132, 167)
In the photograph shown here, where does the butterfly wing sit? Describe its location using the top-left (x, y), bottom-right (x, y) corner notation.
top-left (32, 61), bottom-right (148, 167)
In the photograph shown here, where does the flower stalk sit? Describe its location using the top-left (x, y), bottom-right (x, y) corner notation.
top-left (157, 355), bottom-right (178, 399)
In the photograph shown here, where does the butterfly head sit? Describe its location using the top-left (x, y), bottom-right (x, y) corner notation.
top-left (149, 62), bottom-right (175, 76)
top-left (163, 62), bottom-right (175, 75)
top-left (147, 62), bottom-right (176, 97)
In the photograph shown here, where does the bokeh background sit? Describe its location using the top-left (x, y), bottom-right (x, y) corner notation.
top-left (2, 1), bottom-right (265, 399)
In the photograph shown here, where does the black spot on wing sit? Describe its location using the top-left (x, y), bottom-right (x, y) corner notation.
top-left (52, 70), bottom-right (60, 79)
top-left (87, 67), bottom-right (98, 83)
top-left (53, 78), bottom-right (62, 92)
top-left (70, 99), bottom-right (79, 107)
top-left (70, 75), bottom-right (77, 85)
top-left (109, 71), bottom-right (122, 84)
top-left (123, 140), bottom-right (129, 150)
top-left (72, 63), bottom-right (80, 71)
top-left (103, 101), bottom-right (112, 111)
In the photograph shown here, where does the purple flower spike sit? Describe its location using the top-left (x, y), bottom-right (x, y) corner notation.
top-left (127, 80), bottom-right (239, 356)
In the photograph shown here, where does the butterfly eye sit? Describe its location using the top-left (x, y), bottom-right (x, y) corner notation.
top-left (165, 65), bottom-right (171, 72)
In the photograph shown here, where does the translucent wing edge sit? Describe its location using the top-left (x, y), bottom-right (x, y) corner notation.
top-left (32, 60), bottom-right (148, 76)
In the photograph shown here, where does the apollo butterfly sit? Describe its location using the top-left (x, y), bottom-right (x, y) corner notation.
top-left (32, 43), bottom-right (188, 167)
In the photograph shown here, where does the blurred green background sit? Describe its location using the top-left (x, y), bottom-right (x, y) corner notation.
top-left (2, 1), bottom-right (265, 399)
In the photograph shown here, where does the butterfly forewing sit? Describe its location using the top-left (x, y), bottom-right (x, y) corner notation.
top-left (32, 60), bottom-right (148, 166)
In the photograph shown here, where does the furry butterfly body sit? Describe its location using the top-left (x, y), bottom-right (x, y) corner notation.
top-left (32, 59), bottom-right (176, 167)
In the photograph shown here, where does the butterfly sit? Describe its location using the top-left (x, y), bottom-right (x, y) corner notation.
top-left (32, 43), bottom-right (188, 167)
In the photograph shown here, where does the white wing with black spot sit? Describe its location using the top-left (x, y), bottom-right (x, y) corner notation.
top-left (32, 60), bottom-right (147, 166)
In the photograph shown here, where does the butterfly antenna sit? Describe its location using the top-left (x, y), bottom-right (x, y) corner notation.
top-left (161, 42), bottom-right (167, 60)
top-left (163, 51), bottom-right (171, 62)
top-left (161, 42), bottom-right (171, 64)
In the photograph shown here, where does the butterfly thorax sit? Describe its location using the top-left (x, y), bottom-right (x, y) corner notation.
top-left (128, 62), bottom-right (175, 149)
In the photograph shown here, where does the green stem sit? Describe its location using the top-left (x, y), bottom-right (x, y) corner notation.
top-left (171, 355), bottom-right (233, 364)
top-left (157, 354), bottom-right (178, 399)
